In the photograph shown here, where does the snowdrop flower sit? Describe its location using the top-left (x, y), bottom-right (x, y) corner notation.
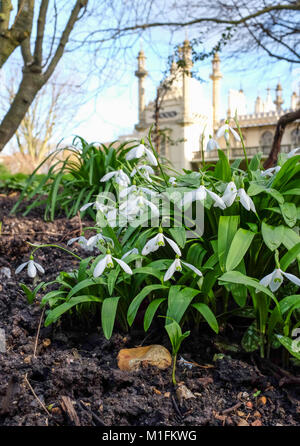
top-left (222, 182), bottom-right (256, 212)
top-left (164, 256), bottom-right (202, 281)
top-left (120, 194), bottom-right (159, 220)
top-left (206, 136), bottom-right (220, 152)
top-left (93, 252), bottom-right (133, 277)
top-left (142, 230), bottom-right (181, 256)
top-left (67, 235), bottom-right (94, 252)
top-left (119, 184), bottom-right (156, 199)
top-left (80, 201), bottom-right (114, 213)
top-left (100, 169), bottom-right (130, 186)
top-left (287, 147), bottom-right (300, 158)
top-left (126, 144), bottom-right (158, 166)
top-left (86, 233), bottom-right (113, 248)
top-left (182, 185), bottom-right (226, 210)
top-left (121, 248), bottom-right (142, 268)
top-left (169, 176), bottom-right (177, 186)
top-left (15, 258), bottom-right (44, 278)
top-left (216, 122), bottom-right (241, 143)
top-left (261, 166), bottom-right (281, 177)
top-left (259, 268), bottom-right (300, 292)
top-left (131, 164), bottom-right (154, 182)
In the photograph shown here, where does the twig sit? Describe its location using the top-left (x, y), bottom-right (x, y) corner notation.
top-left (33, 307), bottom-right (45, 358)
top-left (77, 211), bottom-right (82, 236)
top-left (24, 373), bottom-right (51, 417)
top-left (222, 401), bottom-right (242, 415)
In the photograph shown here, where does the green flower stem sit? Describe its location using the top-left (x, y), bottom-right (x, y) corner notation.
top-left (28, 242), bottom-right (83, 261)
top-left (172, 354), bottom-right (177, 386)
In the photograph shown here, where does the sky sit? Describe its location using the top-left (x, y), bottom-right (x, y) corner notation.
top-left (1, 3), bottom-right (300, 153)
top-left (72, 39), bottom-right (300, 145)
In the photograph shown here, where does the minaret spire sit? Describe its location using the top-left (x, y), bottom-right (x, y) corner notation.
top-left (210, 53), bottom-right (223, 133)
top-left (135, 48), bottom-right (147, 129)
top-left (274, 82), bottom-right (284, 113)
top-left (180, 39), bottom-right (193, 123)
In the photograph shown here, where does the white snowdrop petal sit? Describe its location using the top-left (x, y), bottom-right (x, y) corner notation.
top-left (164, 236), bottom-right (181, 256)
top-left (237, 189), bottom-right (251, 211)
top-left (93, 256), bottom-right (108, 278)
top-left (281, 271), bottom-right (300, 287)
top-left (259, 272), bottom-right (273, 288)
top-left (164, 260), bottom-right (177, 282)
top-left (34, 262), bottom-right (45, 274)
top-left (100, 171), bottom-right (116, 182)
top-left (216, 125), bottom-right (227, 138)
top-left (230, 127), bottom-right (241, 142)
top-left (195, 185), bottom-right (207, 201)
top-left (15, 262), bottom-right (28, 274)
top-left (269, 269), bottom-right (283, 292)
top-left (182, 261), bottom-right (202, 276)
top-left (145, 148), bottom-right (158, 166)
top-left (80, 202), bottom-right (94, 212)
top-left (114, 258), bottom-right (133, 275)
top-left (27, 260), bottom-right (37, 278)
top-left (207, 189), bottom-right (226, 209)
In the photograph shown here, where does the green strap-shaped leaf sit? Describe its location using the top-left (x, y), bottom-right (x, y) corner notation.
top-left (261, 221), bottom-right (284, 251)
top-left (101, 296), bottom-right (120, 340)
top-left (166, 286), bottom-right (199, 325)
top-left (144, 298), bottom-right (166, 332)
top-left (225, 229), bottom-right (255, 271)
top-left (218, 215), bottom-right (239, 272)
top-left (281, 243), bottom-right (300, 271)
top-left (45, 295), bottom-right (102, 326)
top-left (127, 284), bottom-right (168, 326)
top-left (192, 302), bottom-right (219, 333)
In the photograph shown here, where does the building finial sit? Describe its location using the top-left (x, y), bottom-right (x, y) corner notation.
top-left (210, 53), bottom-right (223, 132)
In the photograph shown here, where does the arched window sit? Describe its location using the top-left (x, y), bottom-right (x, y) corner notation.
top-left (291, 128), bottom-right (300, 147)
top-left (260, 131), bottom-right (273, 148)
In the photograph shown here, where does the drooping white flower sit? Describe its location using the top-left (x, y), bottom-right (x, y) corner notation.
top-left (67, 235), bottom-right (95, 252)
top-left (86, 233), bottom-right (113, 248)
top-left (131, 164), bottom-right (154, 182)
top-left (206, 136), bottom-right (220, 152)
top-left (259, 268), bottom-right (300, 292)
top-left (119, 184), bottom-right (156, 199)
top-left (142, 232), bottom-right (181, 256)
top-left (15, 259), bottom-right (44, 278)
top-left (80, 201), bottom-right (114, 213)
top-left (237, 188), bottom-right (256, 213)
top-left (261, 166), bottom-right (281, 177)
top-left (121, 248), bottom-right (142, 268)
top-left (287, 147), bottom-right (300, 158)
top-left (120, 194), bottom-right (159, 220)
top-left (222, 182), bottom-right (256, 213)
top-left (216, 123), bottom-right (241, 143)
top-left (168, 176), bottom-right (177, 186)
top-left (100, 169), bottom-right (130, 186)
top-left (182, 185), bottom-right (226, 210)
top-left (222, 181), bottom-right (237, 207)
top-left (164, 257), bottom-right (202, 281)
top-left (126, 144), bottom-right (158, 166)
top-left (93, 253), bottom-right (133, 277)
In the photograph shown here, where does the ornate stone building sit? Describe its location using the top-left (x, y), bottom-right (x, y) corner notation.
top-left (121, 40), bottom-right (300, 171)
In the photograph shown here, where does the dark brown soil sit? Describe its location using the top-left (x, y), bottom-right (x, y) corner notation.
top-left (0, 194), bottom-right (299, 426)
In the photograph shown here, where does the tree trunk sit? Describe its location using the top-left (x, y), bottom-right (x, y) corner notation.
top-left (264, 108), bottom-right (300, 168)
top-left (0, 70), bottom-right (43, 151)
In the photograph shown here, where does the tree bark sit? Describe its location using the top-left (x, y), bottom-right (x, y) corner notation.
top-left (0, 0), bottom-right (88, 152)
top-left (0, 0), bottom-right (34, 68)
top-left (0, 70), bottom-right (43, 151)
top-left (263, 108), bottom-right (300, 168)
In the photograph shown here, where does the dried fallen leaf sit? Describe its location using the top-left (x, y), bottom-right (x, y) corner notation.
top-left (246, 401), bottom-right (253, 409)
top-left (259, 396), bottom-right (267, 406)
top-left (251, 419), bottom-right (262, 426)
top-left (153, 387), bottom-right (161, 395)
top-left (164, 392), bottom-right (170, 398)
top-left (42, 338), bottom-right (51, 348)
top-left (237, 418), bottom-right (249, 426)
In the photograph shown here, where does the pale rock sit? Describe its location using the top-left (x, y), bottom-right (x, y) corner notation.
top-left (117, 344), bottom-right (172, 371)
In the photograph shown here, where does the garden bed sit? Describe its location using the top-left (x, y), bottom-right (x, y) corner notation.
top-left (0, 194), bottom-right (299, 426)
